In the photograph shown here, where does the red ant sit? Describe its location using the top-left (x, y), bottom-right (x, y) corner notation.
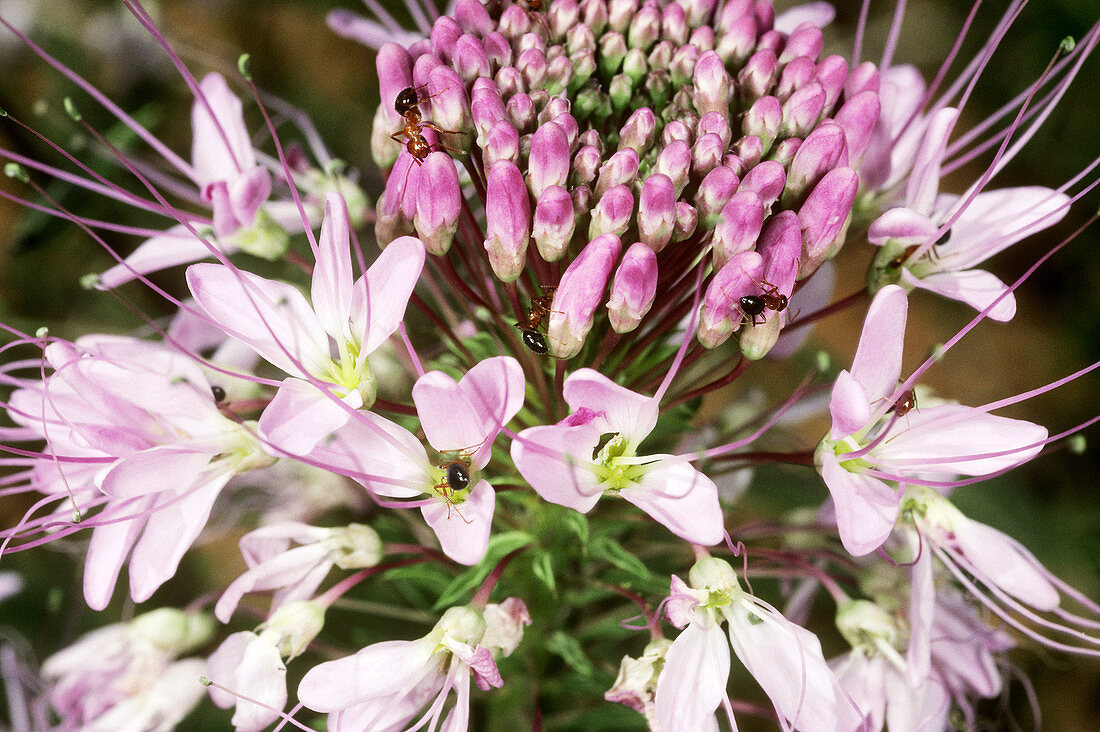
top-left (887, 229), bottom-right (950, 269)
top-left (888, 388), bottom-right (917, 418)
top-left (390, 84), bottom-right (460, 166)
top-left (738, 277), bottom-right (788, 326)
top-left (514, 286), bottom-right (557, 355)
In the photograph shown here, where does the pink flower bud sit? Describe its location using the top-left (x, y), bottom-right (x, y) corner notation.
top-left (738, 49), bottom-right (778, 101)
top-left (694, 166), bottom-right (740, 229)
top-left (689, 25), bottom-right (714, 49)
top-left (655, 139), bottom-right (691, 196)
top-left (735, 134), bottom-right (764, 168)
top-left (696, 111), bottom-right (732, 149)
top-left (608, 0), bottom-right (634, 33)
top-left (374, 43), bottom-right (414, 166)
top-left (681, 0), bottom-right (718, 26)
top-left (588, 184), bottom-right (635, 239)
top-left (499, 3), bottom-right (532, 38)
top-left (506, 92), bottom-right (536, 132)
top-left (519, 47), bottom-right (548, 89)
top-left (455, 0), bottom-right (493, 34)
top-left (627, 5), bottom-right (661, 49)
top-left (375, 151), bottom-right (418, 245)
top-left (742, 95), bottom-right (782, 151)
top-left (776, 56), bottom-right (816, 102)
top-left (483, 31), bottom-right (514, 68)
top-left (693, 51), bottom-right (731, 119)
top-left (430, 16), bottom-right (461, 65)
top-left (662, 119), bottom-right (692, 146)
top-left (785, 121), bottom-right (849, 202)
top-left (716, 0), bottom-right (753, 35)
top-left (770, 137), bottom-right (802, 168)
top-left (471, 78), bottom-right (507, 146)
top-left (484, 119), bottom-right (520, 167)
top-left (484, 159), bottom-right (531, 282)
top-left (607, 242), bottom-right (658, 333)
top-left (781, 82), bottom-right (827, 138)
top-left (571, 144), bottom-right (602, 187)
top-left (713, 191), bottom-right (765, 270)
top-left (454, 35), bottom-right (491, 82)
top-left (672, 201), bottom-right (698, 243)
top-left (495, 65), bottom-right (523, 97)
top-left (532, 184), bottom-right (576, 261)
top-left (844, 61), bottom-right (880, 98)
top-left (815, 54), bottom-right (850, 113)
top-left (716, 14), bottom-right (757, 66)
top-left (415, 152), bottom-right (461, 255)
top-left (699, 251), bottom-right (764, 348)
top-left (529, 121), bottom-right (570, 197)
top-left (779, 23), bottom-right (824, 64)
top-left (548, 233), bottom-right (622, 357)
top-left (594, 148), bottom-right (639, 197)
top-left (833, 90), bottom-right (881, 166)
top-left (428, 66), bottom-right (472, 139)
top-left (638, 173), bottom-right (676, 252)
top-left (798, 166), bottom-right (859, 278)
top-left (619, 107), bottom-right (657, 154)
top-left (661, 2), bottom-right (689, 45)
top-left (549, 0), bottom-right (580, 38)
top-left (740, 211), bottom-right (800, 359)
top-left (553, 112), bottom-right (580, 147)
top-left (739, 160), bottom-right (786, 210)
top-left (691, 133), bottom-right (725, 178)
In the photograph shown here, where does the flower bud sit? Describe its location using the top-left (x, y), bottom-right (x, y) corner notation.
top-left (545, 54), bottom-right (574, 94)
top-left (742, 95), bottom-right (782, 152)
top-left (482, 598), bottom-right (532, 658)
top-left (627, 4), bottom-right (661, 50)
top-left (779, 23), bottom-right (823, 64)
top-left (484, 31), bottom-right (514, 69)
top-left (588, 184), bottom-right (634, 239)
top-left (638, 173), bottom-right (676, 252)
top-left (532, 184), bottom-right (576, 261)
top-left (622, 47), bottom-right (648, 81)
top-left (740, 210), bottom-right (800, 359)
top-left (484, 159), bottom-right (531, 281)
top-left (519, 46), bottom-right (548, 89)
top-left (430, 16), bottom-right (462, 65)
top-left (781, 82), bottom-right (827, 138)
top-left (647, 39), bottom-right (673, 69)
top-left (375, 151), bottom-right (419, 245)
top-left (833, 90), bottom-right (881, 166)
top-left (571, 144), bottom-right (602, 187)
top-left (607, 0), bottom-right (636, 33)
top-left (528, 121), bottom-right (571, 197)
top-left (690, 133), bottom-right (725, 178)
top-left (604, 638), bottom-right (671, 714)
top-left (737, 48), bottom-right (778, 102)
top-left (594, 148), bottom-right (639, 197)
top-left (607, 242), bottom-right (658, 332)
top-left (844, 60), bottom-right (880, 98)
top-left (608, 73), bottom-right (635, 111)
top-left (484, 119), bottom-right (521, 167)
top-left (262, 600), bottom-right (326, 659)
top-left (689, 25), bottom-right (715, 50)
top-left (692, 51), bottom-right (731, 119)
top-left (506, 92), bottom-right (537, 132)
top-left (797, 166), bottom-right (858, 278)
top-left (735, 134), bottom-right (764, 168)
top-left (815, 54), bottom-right (850, 113)
top-left (669, 43), bottom-right (701, 87)
top-left (552, 111), bottom-right (580, 147)
top-left (454, 35), bottom-right (492, 82)
top-left (455, 0), bottom-right (494, 34)
top-left (712, 192), bottom-right (764, 271)
top-left (716, 14), bottom-right (757, 66)
top-left (619, 106), bottom-right (657, 154)
top-left (694, 165), bottom-right (739, 229)
top-left (661, 2), bottom-right (688, 46)
top-left (769, 137), bottom-right (801, 168)
top-left (599, 32), bottom-right (628, 78)
top-left (471, 78), bottom-right (508, 146)
top-left (495, 65), bottom-right (524, 97)
top-left (548, 233), bottom-right (622, 357)
top-left (696, 111), bottom-right (732, 149)
top-left (784, 121), bottom-right (848, 202)
top-left (550, 0), bottom-right (581, 38)
top-left (500, 3), bottom-right (533, 39)
top-left (671, 201), bottom-right (697, 243)
top-left (775, 56), bottom-right (816, 102)
top-left (698, 250), bottom-right (763, 348)
top-left (739, 159), bottom-right (786, 210)
top-left (415, 152), bottom-right (461, 255)
top-left (716, 0), bottom-right (753, 34)
top-left (662, 119), bottom-right (693, 146)
top-left (373, 43), bottom-right (414, 167)
top-left (655, 138), bottom-right (691, 196)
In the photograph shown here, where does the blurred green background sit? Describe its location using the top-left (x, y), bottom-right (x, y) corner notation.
top-left (0, 0), bottom-right (1097, 728)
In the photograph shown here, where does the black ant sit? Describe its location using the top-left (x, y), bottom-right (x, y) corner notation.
top-left (515, 286), bottom-right (557, 355)
top-left (210, 385), bottom-right (227, 402)
top-left (431, 437), bottom-right (491, 522)
top-left (738, 277), bottom-right (788, 326)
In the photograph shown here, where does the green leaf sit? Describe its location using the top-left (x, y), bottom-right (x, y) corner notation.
top-left (531, 550), bottom-right (556, 592)
top-left (590, 535), bottom-right (655, 581)
top-left (432, 531), bottom-right (533, 611)
top-left (546, 631), bottom-right (595, 676)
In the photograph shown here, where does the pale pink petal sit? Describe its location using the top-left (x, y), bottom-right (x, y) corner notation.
top-left (83, 498), bottom-right (153, 611)
top-left (99, 225), bottom-right (223, 289)
top-left (355, 236), bottom-right (426, 356)
top-left (187, 264), bottom-right (329, 377)
top-left (624, 458), bottom-right (724, 545)
top-left (421, 479), bottom-right (495, 566)
top-left (562, 368), bottom-right (659, 443)
top-left (884, 670), bottom-right (950, 732)
top-left (850, 284), bottom-right (907, 405)
top-left (820, 451), bottom-right (899, 556)
top-left (208, 632), bottom-right (254, 708)
top-left (829, 370), bottom-right (872, 440)
top-left (312, 193), bottom-right (355, 339)
top-left (258, 377), bottom-right (361, 456)
top-left (207, 632), bottom-right (287, 732)
top-left (905, 108), bottom-right (957, 215)
top-left (96, 447), bottom-right (213, 498)
top-left (866, 207), bottom-right (938, 247)
top-left (774, 2), bottom-right (835, 33)
top-left (226, 166), bottom-right (272, 229)
top-left (904, 268), bottom-right (1015, 321)
top-left (215, 543), bottom-right (333, 623)
top-left (298, 638), bottom-right (439, 712)
top-left (831, 652), bottom-right (885, 732)
top-left (413, 357), bottom-right (524, 467)
top-left (441, 671), bottom-right (471, 732)
top-left (952, 518), bottom-right (1060, 611)
top-left (727, 604), bottom-right (857, 732)
top-left (511, 424), bottom-right (604, 512)
top-left (906, 550), bottom-right (935, 686)
top-left (873, 404), bottom-right (1046, 475)
top-left (655, 623), bottom-right (730, 732)
top-left (311, 411), bottom-right (428, 498)
top-left (937, 187), bottom-right (1071, 270)
top-left (192, 73), bottom-right (254, 185)
top-left (239, 522), bottom-right (329, 566)
top-left (128, 473), bottom-right (231, 602)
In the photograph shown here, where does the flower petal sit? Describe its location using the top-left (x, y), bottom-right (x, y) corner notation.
top-left (952, 517), bottom-right (1060, 611)
top-left (904, 268), bottom-right (1015, 321)
top-left (98, 225), bottom-right (222, 289)
top-left (654, 623), bottom-right (730, 732)
top-left (421, 479), bottom-right (495, 566)
top-left (829, 370), bottom-right (872, 440)
top-left (624, 458), bottom-right (724, 545)
top-left (312, 193), bottom-right (355, 339)
top-left (83, 498), bottom-right (153, 611)
top-left (258, 377), bottom-right (361, 457)
top-left (937, 187), bottom-right (1071, 270)
top-left (192, 73), bottom-right (255, 185)
top-left (562, 368), bottom-right (659, 444)
top-left (511, 424), bottom-right (604, 512)
top-left (850, 284), bottom-right (907, 405)
top-left (298, 638), bottom-right (439, 712)
top-left (905, 107), bottom-right (957, 215)
top-left (355, 235), bottom-right (426, 356)
top-left (820, 451), bottom-right (899, 556)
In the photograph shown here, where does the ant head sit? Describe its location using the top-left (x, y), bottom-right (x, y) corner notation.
top-left (408, 135), bottom-right (432, 162)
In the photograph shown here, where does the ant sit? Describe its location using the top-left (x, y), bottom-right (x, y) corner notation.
top-left (888, 388), bottom-right (917, 418)
top-left (431, 437), bottom-right (491, 522)
top-left (390, 84), bottom-right (460, 166)
top-left (515, 286), bottom-right (557, 355)
top-left (738, 277), bottom-right (788, 326)
top-left (887, 229), bottom-right (950, 269)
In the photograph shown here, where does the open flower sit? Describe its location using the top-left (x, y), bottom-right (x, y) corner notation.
top-left (188, 193), bottom-right (425, 455)
top-left (511, 368), bottom-right (723, 545)
top-left (815, 285), bottom-right (1047, 555)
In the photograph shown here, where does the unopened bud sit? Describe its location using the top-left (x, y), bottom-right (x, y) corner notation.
top-left (548, 234), bottom-right (622, 357)
top-left (607, 242), bottom-right (658, 333)
top-left (484, 160), bottom-right (531, 282)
